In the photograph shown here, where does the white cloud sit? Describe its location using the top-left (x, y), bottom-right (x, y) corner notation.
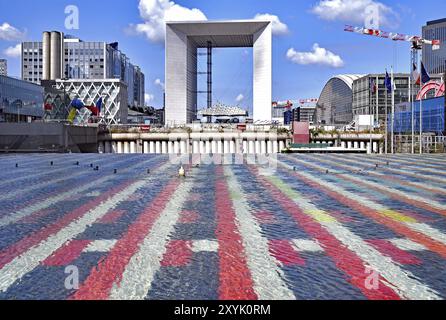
top-left (133, 0), bottom-right (207, 43)
top-left (286, 44), bottom-right (344, 68)
top-left (3, 44), bottom-right (21, 58)
top-left (0, 22), bottom-right (26, 41)
top-left (154, 78), bottom-right (165, 89)
top-left (235, 94), bottom-right (244, 103)
top-left (254, 13), bottom-right (289, 35)
top-left (145, 93), bottom-right (155, 104)
top-left (311, 0), bottom-right (398, 27)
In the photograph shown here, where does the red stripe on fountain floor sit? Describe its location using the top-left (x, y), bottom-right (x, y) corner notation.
top-left (366, 240), bottom-right (422, 265)
top-left (160, 240), bottom-right (192, 267)
top-left (293, 172), bottom-right (446, 259)
top-left (268, 240), bottom-right (305, 266)
top-left (99, 210), bottom-right (126, 224)
top-left (0, 180), bottom-right (134, 269)
top-left (42, 240), bottom-right (91, 266)
top-left (249, 166), bottom-right (401, 300)
top-left (71, 179), bottom-right (180, 300)
top-left (179, 210), bottom-right (200, 224)
top-left (215, 166), bottom-right (257, 300)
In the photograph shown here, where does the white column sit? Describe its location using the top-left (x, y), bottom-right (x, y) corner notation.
top-left (173, 141), bottom-right (179, 154)
top-left (205, 141), bottom-right (211, 154)
top-left (248, 140), bottom-right (255, 154)
top-left (267, 141), bottom-right (273, 154)
top-left (347, 141), bottom-right (352, 149)
top-left (273, 140), bottom-right (278, 153)
top-left (217, 140), bottom-right (223, 154)
top-left (124, 141), bottom-right (130, 154)
top-left (130, 141), bottom-right (136, 153)
top-left (211, 140), bottom-right (217, 154)
top-left (230, 140), bottom-right (236, 154)
top-left (117, 141), bottom-right (123, 154)
top-left (155, 141), bottom-right (161, 154)
top-left (200, 141), bottom-right (205, 154)
top-left (373, 141), bottom-right (378, 153)
top-left (223, 140), bottom-right (229, 154)
top-left (193, 140), bottom-right (199, 154)
top-left (149, 141), bottom-right (155, 154)
top-left (162, 141), bottom-right (167, 154)
top-left (360, 141), bottom-right (365, 150)
top-left (255, 140), bottom-right (260, 154)
top-left (279, 141), bottom-right (285, 152)
top-left (180, 140), bottom-right (187, 154)
top-left (261, 140), bottom-right (267, 154)
top-left (112, 141), bottom-right (117, 154)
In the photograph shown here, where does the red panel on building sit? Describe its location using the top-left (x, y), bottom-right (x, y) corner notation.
top-left (292, 121), bottom-right (310, 144)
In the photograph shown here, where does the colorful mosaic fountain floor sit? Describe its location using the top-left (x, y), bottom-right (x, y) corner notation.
top-left (0, 154), bottom-right (445, 300)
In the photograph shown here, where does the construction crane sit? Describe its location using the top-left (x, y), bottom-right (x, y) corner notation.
top-left (344, 25), bottom-right (441, 155)
top-left (344, 25), bottom-right (440, 49)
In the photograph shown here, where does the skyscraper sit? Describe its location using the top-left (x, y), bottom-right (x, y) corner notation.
top-left (422, 18), bottom-right (446, 74)
top-left (0, 59), bottom-right (7, 76)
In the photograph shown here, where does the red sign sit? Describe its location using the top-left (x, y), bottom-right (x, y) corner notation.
top-left (140, 125), bottom-right (151, 132)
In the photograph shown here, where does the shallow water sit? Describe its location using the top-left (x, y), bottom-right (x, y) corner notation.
top-left (0, 153), bottom-right (445, 300)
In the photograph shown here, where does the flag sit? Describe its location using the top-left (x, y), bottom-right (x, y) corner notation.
top-left (96, 97), bottom-right (103, 113)
top-left (71, 98), bottom-right (85, 110)
top-left (385, 70), bottom-right (392, 93)
top-left (412, 63), bottom-right (421, 85)
top-left (370, 78), bottom-right (377, 94)
top-left (420, 62), bottom-right (431, 84)
top-left (67, 108), bottom-right (77, 123)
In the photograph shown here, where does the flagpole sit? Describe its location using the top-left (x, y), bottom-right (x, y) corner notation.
top-left (385, 86), bottom-right (388, 154)
top-left (410, 73), bottom-right (414, 154)
top-left (391, 66), bottom-right (395, 154)
top-left (420, 73), bottom-right (423, 155)
top-left (376, 75), bottom-right (379, 127)
top-left (369, 77), bottom-right (373, 154)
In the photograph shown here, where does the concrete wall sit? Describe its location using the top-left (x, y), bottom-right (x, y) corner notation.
top-left (0, 123), bottom-right (98, 153)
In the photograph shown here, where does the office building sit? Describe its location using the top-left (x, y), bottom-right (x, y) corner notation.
top-left (0, 75), bottom-right (44, 122)
top-left (0, 59), bottom-right (7, 76)
top-left (315, 75), bottom-right (364, 127)
top-left (352, 73), bottom-right (443, 124)
top-left (423, 18), bottom-right (446, 74)
top-left (22, 32), bottom-right (145, 109)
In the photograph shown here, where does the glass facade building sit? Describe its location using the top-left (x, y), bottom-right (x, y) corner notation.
top-left (316, 75), bottom-right (363, 126)
top-left (352, 73), bottom-right (443, 125)
top-left (0, 75), bottom-right (44, 122)
top-left (353, 74), bottom-right (410, 123)
top-left (392, 97), bottom-right (445, 134)
top-left (22, 35), bottom-right (145, 108)
top-left (423, 18), bottom-right (446, 74)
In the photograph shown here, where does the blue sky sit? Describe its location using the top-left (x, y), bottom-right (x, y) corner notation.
top-left (0, 0), bottom-right (445, 112)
